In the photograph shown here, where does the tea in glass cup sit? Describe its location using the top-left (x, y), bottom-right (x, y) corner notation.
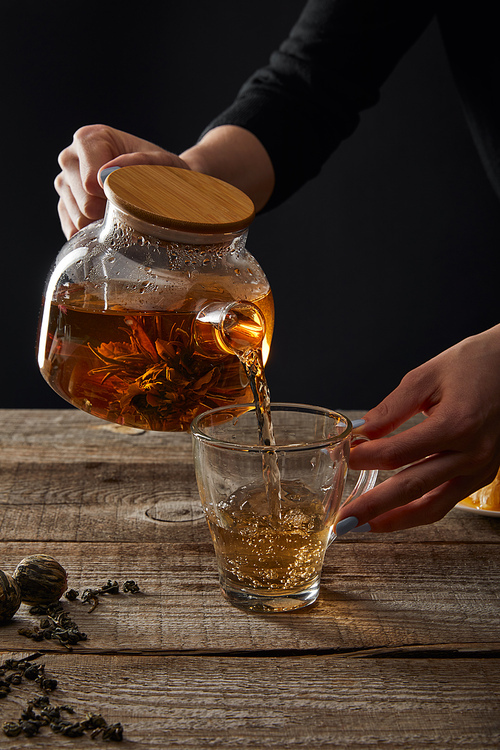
top-left (191, 403), bottom-right (378, 612)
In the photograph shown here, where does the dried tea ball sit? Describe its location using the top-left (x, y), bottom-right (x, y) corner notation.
top-left (0, 570), bottom-right (21, 622)
top-left (13, 554), bottom-right (67, 605)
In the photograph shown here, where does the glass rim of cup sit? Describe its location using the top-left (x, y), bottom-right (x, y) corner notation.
top-left (190, 402), bottom-right (353, 453)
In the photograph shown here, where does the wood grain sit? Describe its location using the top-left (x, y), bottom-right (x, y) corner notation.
top-left (1, 653), bottom-right (499, 749)
top-left (104, 165), bottom-right (255, 233)
top-left (1, 409), bottom-right (500, 749)
top-left (1, 410), bottom-right (498, 544)
top-left (0, 540), bottom-right (499, 654)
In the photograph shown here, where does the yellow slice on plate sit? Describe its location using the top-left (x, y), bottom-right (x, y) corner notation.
top-left (461, 468), bottom-right (500, 511)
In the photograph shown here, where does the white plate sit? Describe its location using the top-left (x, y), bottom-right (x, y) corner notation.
top-left (457, 500), bottom-right (500, 518)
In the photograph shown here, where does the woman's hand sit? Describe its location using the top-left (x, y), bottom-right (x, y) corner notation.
top-left (55, 123), bottom-right (275, 238)
top-left (336, 324), bottom-right (500, 533)
top-left (55, 124), bottom-right (190, 238)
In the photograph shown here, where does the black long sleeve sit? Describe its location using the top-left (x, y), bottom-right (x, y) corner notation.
top-left (203, 0), bottom-right (500, 210)
top-left (203, 0), bottom-right (436, 209)
top-left (437, 6), bottom-right (500, 203)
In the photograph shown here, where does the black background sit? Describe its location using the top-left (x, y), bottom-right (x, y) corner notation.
top-left (2, 2), bottom-right (499, 413)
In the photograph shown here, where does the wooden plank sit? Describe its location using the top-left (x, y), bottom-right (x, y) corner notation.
top-left (1, 457), bottom-right (496, 543)
top-left (1, 410), bottom-right (499, 749)
top-left (1, 652), bottom-right (499, 749)
top-left (1, 541), bottom-right (499, 654)
top-left (1, 410), bottom-right (498, 544)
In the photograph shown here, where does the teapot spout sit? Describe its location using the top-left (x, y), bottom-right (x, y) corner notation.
top-left (195, 301), bottom-right (266, 357)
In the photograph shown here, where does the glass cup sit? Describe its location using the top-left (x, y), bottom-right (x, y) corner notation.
top-left (191, 403), bottom-right (378, 613)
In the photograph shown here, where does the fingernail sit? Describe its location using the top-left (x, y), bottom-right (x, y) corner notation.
top-left (335, 516), bottom-right (359, 536)
top-left (100, 166), bottom-right (121, 182)
top-left (351, 419), bottom-right (366, 429)
top-left (351, 522), bottom-right (371, 533)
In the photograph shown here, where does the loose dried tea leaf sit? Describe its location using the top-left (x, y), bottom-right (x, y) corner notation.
top-left (19, 601), bottom-right (87, 651)
top-left (123, 580), bottom-right (140, 594)
top-left (81, 579), bottom-right (138, 611)
top-left (2, 722), bottom-right (22, 737)
top-left (1, 655), bottom-right (125, 741)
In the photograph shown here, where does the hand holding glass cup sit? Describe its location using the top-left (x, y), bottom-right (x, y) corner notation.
top-left (191, 403), bottom-right (378, 613)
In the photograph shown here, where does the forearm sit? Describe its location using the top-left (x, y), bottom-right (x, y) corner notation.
top-left (180, 125), bottom-right (275, 213)
top-left (198, 1), bottom-right (436, 210)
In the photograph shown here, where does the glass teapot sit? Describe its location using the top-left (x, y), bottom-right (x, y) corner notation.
top-left (37, 165), bottom-right (274, 431)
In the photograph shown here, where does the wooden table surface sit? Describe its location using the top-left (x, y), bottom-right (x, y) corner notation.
top-left (1, 409), bottom-right (499, 749)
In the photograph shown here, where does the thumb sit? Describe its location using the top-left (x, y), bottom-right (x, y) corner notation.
top-left (98, 151), bottom-right (191, 187)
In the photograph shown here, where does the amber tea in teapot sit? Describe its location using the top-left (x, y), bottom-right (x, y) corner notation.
top-left (38, 166), bottom-right (274, 431)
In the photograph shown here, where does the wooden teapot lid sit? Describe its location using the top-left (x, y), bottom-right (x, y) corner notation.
top-left (103, 165), bottom-right (255, 234)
